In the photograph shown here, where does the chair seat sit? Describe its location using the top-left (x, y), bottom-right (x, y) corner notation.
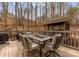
top-left (45, 43), bottom-right (53, 50)
top-left (46, 42), bottom-right (53, 45)
top-left (29, 43), bottom-right (39, 51)
top-left (31, 43), bottom-right (38, 48)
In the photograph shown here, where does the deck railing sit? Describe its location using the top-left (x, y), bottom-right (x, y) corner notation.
top-left (0, 29), bottom-right (79, 50)
top-left (37, 30), bottom-right (79, 50)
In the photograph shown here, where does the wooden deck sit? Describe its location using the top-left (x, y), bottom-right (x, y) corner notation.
top-left (0, 40), bottom-right (79, 57)
top-left (58, 46), bottom-right (79, 57)
top-left (0, 40), bottom-right (27, 57)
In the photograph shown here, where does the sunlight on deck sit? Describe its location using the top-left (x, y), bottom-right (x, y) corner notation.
top-left (0, 40), bottom-right (27, 57)
top-left (58, 46), bottom-right (79, 57)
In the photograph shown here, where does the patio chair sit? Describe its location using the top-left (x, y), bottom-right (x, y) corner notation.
top-left (16, 33), bottom-right (22, 41)
top-left (25, 32), bottom-right (32, 35)
top-left (0, 33), bottom-right (9, 44)
top-left (16, 32), bottom-right (25, 41)
top-left (45, 34), bottom-right (62, 57)
top-left (20, 35), bottom-right (39, 56)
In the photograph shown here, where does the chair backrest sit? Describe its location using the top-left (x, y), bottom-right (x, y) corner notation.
top-left (52, 34), bottom-right (62, 50)
top-left (19, 34), bottom-right (31, 51)
top-left (16, 33), bottom-right (21, 41)
top-left (24, 36), bottom-right (32, 49)
top-left (25, 32), bottom-right (32, 35)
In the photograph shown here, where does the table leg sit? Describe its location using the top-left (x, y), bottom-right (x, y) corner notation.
top-left (39, 42), bottom-right (44, 57)
top-left (39, 44), bottom-right (42, 57)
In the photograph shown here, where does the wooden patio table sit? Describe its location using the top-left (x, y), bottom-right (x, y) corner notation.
top-left (28, 34), bottom-right (52, 57)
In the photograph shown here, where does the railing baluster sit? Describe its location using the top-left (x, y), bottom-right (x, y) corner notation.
top-left (70, 33), bottom-right (73, 46)
top-left (78, 33), bottom-right (79, 48)
top-left (74, 33), bottom-right (75, 47)
top-left (35, 30), bottom-right (79, 50)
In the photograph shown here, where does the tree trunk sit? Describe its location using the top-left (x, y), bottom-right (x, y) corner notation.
top-left (45, 2), bottom-right (47, 22)
top-left (15, 2), bottom-right (18, 28)
top-left (35, 5), bottom-right (37, 28)
top-left (27, 3), bottom-right (30, 29)
top-left (51, 2), bottom-right (54, 20)
top-left (58, 2), bottom-right (62, 18)
top-left (2, 2), bottom-right (8, 28)
top-left (30, 3), bottom-right (33, 28)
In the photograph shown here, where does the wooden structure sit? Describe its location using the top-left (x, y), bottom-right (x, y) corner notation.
top-left (43, 18), bottom-right (70, 31)
top-left (42, 18), bottom-right (70, 45)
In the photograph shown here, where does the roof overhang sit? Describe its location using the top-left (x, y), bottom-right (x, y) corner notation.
top-left (43, 18), bottom-right (70, 25)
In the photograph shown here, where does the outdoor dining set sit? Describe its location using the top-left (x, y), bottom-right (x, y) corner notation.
top-left (16, 32), bottom-right (62, 57)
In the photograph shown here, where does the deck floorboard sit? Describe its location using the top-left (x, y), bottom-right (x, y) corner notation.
top-left (0, 40), bottom-right (27, 57)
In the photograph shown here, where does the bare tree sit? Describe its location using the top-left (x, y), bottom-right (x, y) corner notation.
top-left (58, 2), bottom-right (62, 18)
top-left (45, 2), bottom-right (47, 22)
top-left (18, 3), bottom-right (21, 27)
top-left (50, 2), bottom-right (54, 20)
top-left (40, 3), bottom-right (41, 25)
top-left (20, 3), bottom-right (24, 28)
top-left (35, 3), bottom-right (38, 28)
top-left (2, 2), bottom-right (8, 27)
top-left (27, 3), bottom-right (30, 29)
top-left (30, 3), bottom-right (33, 28)
top-left (15, 2), bottom-right (18, 28)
